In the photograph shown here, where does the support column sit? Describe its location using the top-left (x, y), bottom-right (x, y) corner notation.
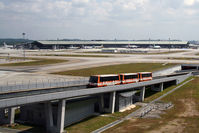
top-left (140, 86), bottom-right (145, 102)
top-left (45, 102), bottom-right (54, 133)
top-left (8, 108), bottom-right (15, 125)
top-left (0, 109), bottom-right (5, 124)
top-left (151, 83), bottom-right (163, 92)
top-left (109, 91), bottom-right (116, 114)
top-left (160, 83), bottom-right (163, 92)
top-left (56, 99), bottom-right (66, 133)
top-left (99, 94), bottom-right (104, 113)
top-left (176, 79), bottom-right (179, 85)
top-left (151, 84), bottom-right (155, 91)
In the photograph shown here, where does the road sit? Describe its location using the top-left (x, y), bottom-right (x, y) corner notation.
top-left (1, 49), bottom-right (199, 74)
top-left (0, 48), bottom-right (198, 86)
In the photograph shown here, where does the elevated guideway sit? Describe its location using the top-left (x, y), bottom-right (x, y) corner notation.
top-left (0, 72), bottom-right (191, 109)
top-left (0, 71), bottom-right (193, 133)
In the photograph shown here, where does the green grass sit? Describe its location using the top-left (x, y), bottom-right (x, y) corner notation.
top-left (161, 78), bottom-right (197, 103)
top-left (144, 77), bottom-right (193, 102)
top-left (104, 77), bottom-right (199, 133)
top-left (166, 57), bottom-right (199, 60)
top-left (1, 124), bottom-right (45, 133)
top-left (53, 63), bottom-right (177, 76)
top-left (37, 54), bottom-right (111, 58)
top-left (65, 115), bottom-right (117, 133)
top-left (153, 50), bottom-right (186, 54)
top-left (65, 105), bottom-right (141, 133)
top-left (81, 50), bottom-right (186, 55)
top-left (0, 57), bottom-right (67, 66)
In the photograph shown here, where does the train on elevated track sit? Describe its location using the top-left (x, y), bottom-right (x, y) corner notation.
top-left (88, 72), bottom-right (152, 87)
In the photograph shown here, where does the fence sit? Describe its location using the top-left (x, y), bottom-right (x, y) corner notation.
top-left (0, 78), bottom-right (89, 93)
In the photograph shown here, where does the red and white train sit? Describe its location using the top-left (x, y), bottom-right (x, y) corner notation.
top-left (88, 72), bottom-right (152, 87)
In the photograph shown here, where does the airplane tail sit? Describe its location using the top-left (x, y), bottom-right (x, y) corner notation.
top-left (3, 42), bottom-right (7, 48)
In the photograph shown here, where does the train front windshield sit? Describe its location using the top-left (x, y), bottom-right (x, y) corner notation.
top-left (89, 76), bottom-right (98, 83)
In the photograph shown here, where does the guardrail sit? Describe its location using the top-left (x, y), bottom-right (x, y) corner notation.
top-left (0, 78), bottom-right (89, 93)
top-left (0, 72), bottom-right (192, 94)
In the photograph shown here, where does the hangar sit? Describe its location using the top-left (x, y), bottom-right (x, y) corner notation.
top-left (28, 40), bottom-right (189, 49)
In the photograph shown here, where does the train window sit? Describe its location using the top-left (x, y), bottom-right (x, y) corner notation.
top-left (182, 66), bottom-right (197, 70)
top-left (112, 76), bottom-right (119, 80)
top-left (89, 76), bottom-right (98, 83)
top-left (124, 75), bottom-right (138, 79)
top-left (100, 77), bottom-right (109, 82)
top-left (100, 76), bottom-right (119, 82)
top-left (120, 75), bottom-right (123, 80)
top-left (142, 73), bottom-right (152, 78)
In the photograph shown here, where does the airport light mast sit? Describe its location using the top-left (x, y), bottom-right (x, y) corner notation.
top-left (22, 33), bottom-right (26, 60)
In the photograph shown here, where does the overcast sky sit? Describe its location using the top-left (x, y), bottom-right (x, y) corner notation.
top-left (0, 0), bottom-right (199, 40)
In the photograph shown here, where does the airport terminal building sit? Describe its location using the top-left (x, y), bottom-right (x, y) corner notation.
top-left (29, 40), bottom-right (189, 49)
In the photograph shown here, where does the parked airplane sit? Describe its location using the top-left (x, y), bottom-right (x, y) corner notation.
top-left (68, 45), bottom-right (80, 49)
top-left (125, 44), bottom-right (138, 49)
top-left (149, 44), bottom-right (161, 49)
top-left (93, 45), bottom-right (104, 49)
top-left (82, 45), bottom-right (94, 49)
top-left (3, 42), bottom-right (14, 49)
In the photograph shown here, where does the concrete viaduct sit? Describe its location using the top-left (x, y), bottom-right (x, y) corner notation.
top-left (0, 72), bottom-right (192, 133)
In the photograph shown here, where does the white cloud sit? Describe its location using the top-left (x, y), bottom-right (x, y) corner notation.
top-left (0, 2), bottom-right (5, 10)
top-left (72, 7), bottom-right (85, 16)
top-left (122, 2), bottom-right (137, 10)
top-left (0, 0), bottom-right (199, 40)
top-left (184, 9), bottom-right (196, 15)
top-left (91, 6), bottom-right (110, 20)
top-left (54, 1), bottom-right (72, 9)
top-left (167, 8), bottom-right (177, 15)
top-left (30, 3), bottom-right (42, 13)
top-left (184, 0), bottom-right (195, 6)
top-left (72, 0), bottom-right (89, 3)
top-left (115, 0), bottom-right (148, 11)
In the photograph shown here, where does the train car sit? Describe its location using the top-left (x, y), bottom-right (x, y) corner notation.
top-left (88, 74), bottom-right (121, 87)
top-left (138, 72), bottom-right (152, 82)
top-left (181, 65), bottom-right (198, 70)
top-left (120, 73), bottom-right (139, 84)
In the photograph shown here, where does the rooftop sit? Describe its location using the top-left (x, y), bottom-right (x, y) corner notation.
top-left (35, 40), bottom-right (188, 45)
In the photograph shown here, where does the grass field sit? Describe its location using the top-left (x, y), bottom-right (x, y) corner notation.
top-left (65, 116), bottom-right (117, 133)
top-left (37, 54), bottom-right (111, 57)
top-left (82, 50), bottom-right (186, 55)
top-left (53, 63), bottom-right (177, 76)
top-left (0, 57), bottom-right (67, 66)
top-left (4, 124), bottom-right (45, 133)
top-left (167, 57), bottom-right (199, 60)
top-left (144, 77), bottom-right (193, 102)
top-left (65, 106), bottom-right (141, 133)
top-left (104, 77), bottom-right (199, 133)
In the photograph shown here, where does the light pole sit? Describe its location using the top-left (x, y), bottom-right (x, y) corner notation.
top-left (22, 33), bottom-right (25, 39)
top-left (22, 33), bottom-right (26, 60)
